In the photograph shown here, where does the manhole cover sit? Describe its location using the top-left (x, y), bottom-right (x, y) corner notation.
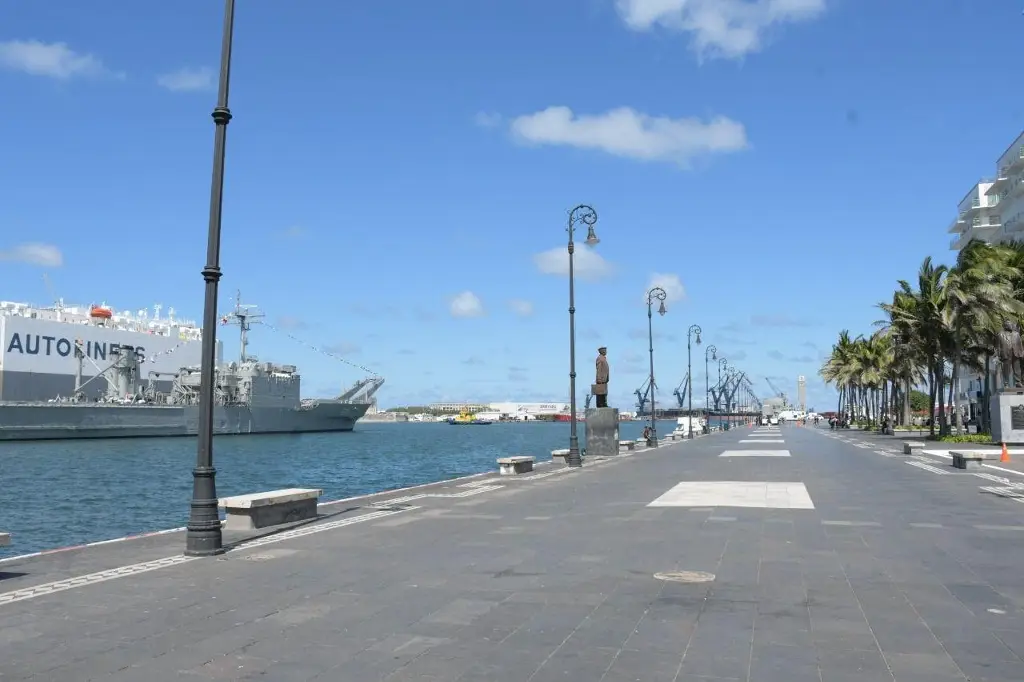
top-left (654, 571), bottom-right (716, 583)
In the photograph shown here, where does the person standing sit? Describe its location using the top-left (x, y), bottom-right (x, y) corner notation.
top-left (593, 346), bottom-right (609, 408)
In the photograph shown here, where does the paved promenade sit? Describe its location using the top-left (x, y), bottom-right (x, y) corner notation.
top-left (3, 424), bottom-right (1024, 681)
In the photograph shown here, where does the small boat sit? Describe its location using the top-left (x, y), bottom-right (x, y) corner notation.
top-left (447, 409), bottom-right (493, 425)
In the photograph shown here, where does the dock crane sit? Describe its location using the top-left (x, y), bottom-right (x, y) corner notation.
top-left (765, 377), bottom-right (790, 407)
top-left (723, 371), bottom-right (746, 412)
top-left (742, 375), bottom-right (763, 410)
top-left (672, 372), bottom-right (691, 409)
top-left (635, 377), bottom-right (653, 415)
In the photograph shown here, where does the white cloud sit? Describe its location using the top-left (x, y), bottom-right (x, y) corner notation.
top-left (449, 291), bottom-right (484, 318)
top-left (0, 243), bottom-right (63, 267)
top-left (157, 66), bottom-right (215, 92)
top-left (648, 273), bottom-right (686, 303)
top-left (509, 299), bottom-right (534, 316)
top-left (533, 244), bottom-right (614, 281)
top-left (616, 0), bottom-right (826, 60)
top-left (510, 106), bottom-right (747, 165)
top-left (0, 40), bottom-right (116, 79)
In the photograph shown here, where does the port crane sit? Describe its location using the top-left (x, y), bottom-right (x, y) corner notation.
top-left (709, 371), bottom-right (744, 411)
top-left (765, 377), bottom-right (790, 407)
top-left (672, 372), bottom-right (691, 409)
top-left (741, 375), bottom-right (763, 411)
top-left (635, 377), bottom-right (654, 415)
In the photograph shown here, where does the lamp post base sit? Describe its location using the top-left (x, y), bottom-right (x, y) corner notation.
top-left (566, 436), bottom-right (583, 468)
top-left (647, 436), bottom-right (658, 448)
top-left (185, 465), bottom-right (224, 557)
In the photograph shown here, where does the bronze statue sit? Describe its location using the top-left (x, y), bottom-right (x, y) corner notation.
top-left (997, 319), bottom-right (1024, 389)
top-left (593, 346), bottom-right (609, 408)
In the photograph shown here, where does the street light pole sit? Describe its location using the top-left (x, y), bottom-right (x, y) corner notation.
top-left (645, 287), bottom-right (667, 447)
top-left (185, 0), bottom-right (236, 557)
top-left (704, 344), bottom-right (716, 434)
top-left (686, 325), bottom-right (702, 439)
top-left (717, 358), bottom-right (727, 428)
top-left (566, 204), bottom-right (599, 469)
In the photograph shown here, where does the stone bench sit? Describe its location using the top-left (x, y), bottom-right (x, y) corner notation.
top-left (951, 451), bottom-right (989, 470)
top-left (618, 440), bottom-right (635, 451)
top-left (219, 488), bottom-right (323, 531)
top-left (498, 456), bottom-right (535, 476)
top-left (551, 448), bottom-right (570, 460)
top-left (903, 441), bottom-right (925, 455)
top-left (0, 532), bottom-right (9, 547)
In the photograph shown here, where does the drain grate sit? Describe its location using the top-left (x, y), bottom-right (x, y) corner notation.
top-left (654, 570), bottom-right (716, 583)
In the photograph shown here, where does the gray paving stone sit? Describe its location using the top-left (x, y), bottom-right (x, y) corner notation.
top-left (6, 426), bottom-right (1024, 679)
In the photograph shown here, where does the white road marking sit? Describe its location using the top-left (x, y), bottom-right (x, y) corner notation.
top-left (719, 449), bottom-right (791, 457)
top-left (739, 439), bottom-right (785, 443)
top-left (648, 481), bottom-right (814, 509)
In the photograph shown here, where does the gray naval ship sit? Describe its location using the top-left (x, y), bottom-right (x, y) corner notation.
top-left (0, 299), bottom-right (383, 441)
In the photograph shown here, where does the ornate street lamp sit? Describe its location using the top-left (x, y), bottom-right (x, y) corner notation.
top-left (645, 287), bottom-right (667, 447)
top-left (565, 205), bottom-right (599, 468)
top-left (686, 325), bottom-right (702, 438)
top-left (186, 0), bottom-right (236, 557)
top-left (704, 344), bottom-right (717, 434)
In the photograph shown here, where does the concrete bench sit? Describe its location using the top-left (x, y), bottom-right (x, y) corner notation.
top-left (0, 532), bottom-right (9, 547)
top-left (903, 442), bottom-right (925, 455)
top-left (951, 451), bottom-right (988, 470)
top-left (618, 440), bottom-right (635, 451)
top-left (219, 488), bottom-right (323, 531)
top-left (498, 456), bottom-right (535, 476)
top-left (550, 448), bottom-right (570, 461)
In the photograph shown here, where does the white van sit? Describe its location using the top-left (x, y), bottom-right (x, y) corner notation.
top-left (777, 410), bottom-right (805, 423)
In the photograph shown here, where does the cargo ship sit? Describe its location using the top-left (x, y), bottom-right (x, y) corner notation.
top-left (0, 295), bottom-right (381, 440)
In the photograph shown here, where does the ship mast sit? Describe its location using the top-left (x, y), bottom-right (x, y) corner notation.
top-left (221, 290), bottom-right (265, 363)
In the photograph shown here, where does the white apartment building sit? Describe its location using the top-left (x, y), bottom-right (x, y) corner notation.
top-left (947, 181), bottom-right (1000, 250)
top-left (948, 130), bottom-right (1024, 421)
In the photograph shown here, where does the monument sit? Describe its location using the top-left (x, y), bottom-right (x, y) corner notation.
top-left (587, 346), bottom-right (620, 456)
top-left (991, 320), bottom-right (1024, 444)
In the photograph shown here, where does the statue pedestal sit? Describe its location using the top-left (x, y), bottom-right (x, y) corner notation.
top-left (585, 408), bottom-right (620, 457)
top-left (990, 391), bottom-right (1024, 444)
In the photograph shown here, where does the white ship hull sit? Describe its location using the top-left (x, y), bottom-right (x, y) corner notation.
top-left (0, 316), bottom-right (217, 401)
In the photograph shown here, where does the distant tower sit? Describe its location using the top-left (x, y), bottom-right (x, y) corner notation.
top-left (797, 375), bottom-right (807, 412)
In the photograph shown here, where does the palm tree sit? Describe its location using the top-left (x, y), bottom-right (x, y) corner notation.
top-left (826, 241), bottom-right (1024, 439)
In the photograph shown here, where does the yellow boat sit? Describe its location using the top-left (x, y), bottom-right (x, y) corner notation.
top-left (447, 409), bottom-right (493, 425)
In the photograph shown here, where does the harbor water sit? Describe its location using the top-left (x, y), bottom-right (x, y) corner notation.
top-left (1, 419), bottom-right (681, 558)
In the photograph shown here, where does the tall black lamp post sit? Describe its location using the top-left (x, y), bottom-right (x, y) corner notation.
top-left (566, 204), bottom-right (599, 469)
top-left (645, 286), bottom-right (667, 447)
top-left (185, 0), bottom-right (236, 557)
top-left (717, 358), bottom-right (727, 424)
top-left (704, 344), bottom-right (717, 432)
top-left (686, 324), bottom-right (702, 438)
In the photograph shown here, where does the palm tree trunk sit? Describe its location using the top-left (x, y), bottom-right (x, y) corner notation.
top-left (951, 345), bottom-right (961, 436)
top-left (983, 354), bottom-right (992, 434)
top-left (903, 376), bottom-right (911, 426)
top-left (927, 360), bottom-right (938, 438)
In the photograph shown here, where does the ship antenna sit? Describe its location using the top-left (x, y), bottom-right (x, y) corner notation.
top-left (225, 290), bottom-right (264, 363)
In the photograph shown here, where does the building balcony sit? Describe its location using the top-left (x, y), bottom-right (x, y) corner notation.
top-left (957, 181), bottom-right (995, 216)
top-left (996, 131), bottom-right (1024, 175)
top-left (951, 224), bottom-right (1001, 250)
top-left (1004, 212), bottom-right (1024, 234)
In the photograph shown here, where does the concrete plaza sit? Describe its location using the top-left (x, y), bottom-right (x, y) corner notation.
top-left (1, 423), bottom-right (1023, 680)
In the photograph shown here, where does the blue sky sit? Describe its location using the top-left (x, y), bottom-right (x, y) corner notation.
top-left (1, 0), bottom-right (1022, 411)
